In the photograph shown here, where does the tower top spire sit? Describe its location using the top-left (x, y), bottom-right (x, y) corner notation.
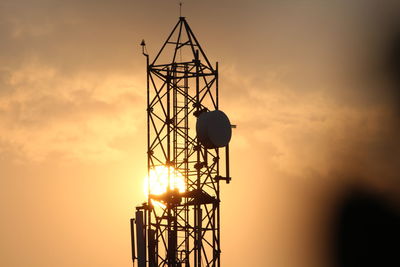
top-left (179, 2), bottom-right (182, 17)
top-left (151, 17), bottom-right (213, 69)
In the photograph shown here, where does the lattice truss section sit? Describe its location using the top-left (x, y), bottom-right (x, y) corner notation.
top-left (144, 17), bottom-right (223, 267)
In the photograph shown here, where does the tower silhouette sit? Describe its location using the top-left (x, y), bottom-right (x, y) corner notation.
top-left (131, 16), bottom-right (232, 267)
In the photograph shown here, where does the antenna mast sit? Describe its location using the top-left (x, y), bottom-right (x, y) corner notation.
top-left (131, 15), bottom-right (232, 267)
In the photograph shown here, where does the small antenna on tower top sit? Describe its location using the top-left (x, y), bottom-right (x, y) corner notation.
top-left (140, 39), bottom-right (148, 56)
top-left (179, 2), bottom-right (183, 17)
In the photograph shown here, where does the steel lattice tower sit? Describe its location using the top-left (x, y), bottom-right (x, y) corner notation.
top-left (131, 16), bottom-right (232, 267)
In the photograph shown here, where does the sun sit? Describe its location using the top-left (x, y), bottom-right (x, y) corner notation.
top-left (144, 165), bottom-right (186, 198)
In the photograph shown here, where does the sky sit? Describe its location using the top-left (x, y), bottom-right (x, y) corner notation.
top-left (1, 0), bottom-right (399, 266)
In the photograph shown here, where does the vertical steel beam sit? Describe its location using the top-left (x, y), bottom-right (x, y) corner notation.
top-left (136, 210), bottom-right (146, 267)
top-left (130, 218), bottom-right (136, 263)
top-left (195, 49), bottom-right (201, 267)
top-left (149, 229), bottom-right (157, 267)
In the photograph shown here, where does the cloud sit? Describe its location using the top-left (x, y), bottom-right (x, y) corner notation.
top-left (0, 60), bottom-right (145, 162)
top-left (0, 0), bottom-right (153, 163)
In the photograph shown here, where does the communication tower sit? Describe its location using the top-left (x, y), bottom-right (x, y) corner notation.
top-left (130, 16), bottom-right (232, 267)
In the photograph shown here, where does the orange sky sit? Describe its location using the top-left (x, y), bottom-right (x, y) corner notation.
top-left (1, 1), bottom-right (400, 266)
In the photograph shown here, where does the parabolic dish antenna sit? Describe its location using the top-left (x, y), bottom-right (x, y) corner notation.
top-left (196, 110), bottom-right (232, 149)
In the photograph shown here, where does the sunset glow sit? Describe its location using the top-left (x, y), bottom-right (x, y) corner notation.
top-left (2, 1), bottom-right (400, 266)
top-left (144, 165), bottom-right (186, 197)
